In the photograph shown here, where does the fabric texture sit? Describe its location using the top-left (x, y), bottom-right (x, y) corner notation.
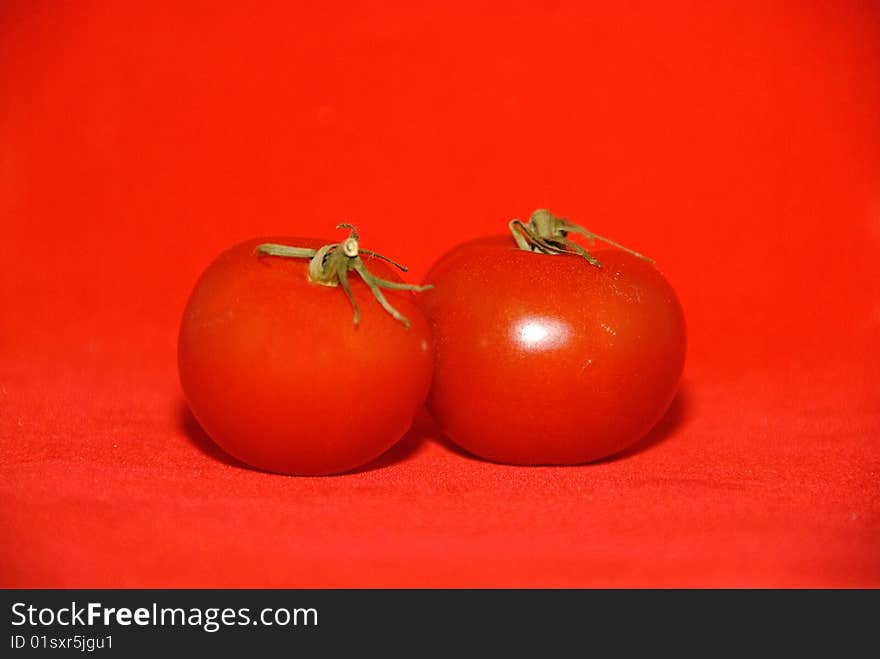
top-left (1, 1), bottom-right (878, 587)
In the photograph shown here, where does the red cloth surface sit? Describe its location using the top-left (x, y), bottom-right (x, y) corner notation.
top-left (1, 2), bottom-right (878, 587)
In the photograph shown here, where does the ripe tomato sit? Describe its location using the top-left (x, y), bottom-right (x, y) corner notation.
top-left (419, 212), bottom-right (686, 465)
top-left (178, 229), bottom-right (433, 476)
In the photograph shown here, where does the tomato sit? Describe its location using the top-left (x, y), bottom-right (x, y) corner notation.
top-left (419, 211), bottom-right (686, 465)
top-left (178, 228), bottom-right (433, 476)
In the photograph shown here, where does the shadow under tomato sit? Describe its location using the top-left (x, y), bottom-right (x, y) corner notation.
top-left (178, 403), bottom-right (252, 471)
top-left (595, 382), bottom-right (692, 464)
top-left (177, 401), bottom-right (428, 476)
top-left (346, 407), bottom-right (434, 474)
top-left (428, 382), bottom-right (693, 466)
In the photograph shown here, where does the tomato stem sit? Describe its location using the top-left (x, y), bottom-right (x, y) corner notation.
top-left (255, 225), bottom-right (431, 329)
top-left (509, 209), bottom-right (654, 267)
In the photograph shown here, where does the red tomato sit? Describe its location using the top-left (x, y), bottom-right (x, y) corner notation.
top-left (420, 221), bottom-right (686, 465)
top-left (178, 234), bottom-right (433, 476)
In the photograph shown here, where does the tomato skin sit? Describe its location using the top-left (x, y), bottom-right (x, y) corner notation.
top-left (178, 237), bottom-right (433, 476)
top-left (419, 236), bottom-right (686, 465)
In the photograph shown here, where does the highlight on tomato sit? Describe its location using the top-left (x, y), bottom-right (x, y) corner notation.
top-left (178, 224), bottom-right (434, 476)
top-left (419, 209), bottom-right (686, 465)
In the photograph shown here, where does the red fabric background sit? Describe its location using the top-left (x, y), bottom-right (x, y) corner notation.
top-left (1, 1), bottom-right (878, 587)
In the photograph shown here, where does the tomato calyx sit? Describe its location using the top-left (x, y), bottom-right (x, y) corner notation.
top-left (509, 209), bottom-right (654, 267)
top-left (256, 224), bottom-right (431, 328)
